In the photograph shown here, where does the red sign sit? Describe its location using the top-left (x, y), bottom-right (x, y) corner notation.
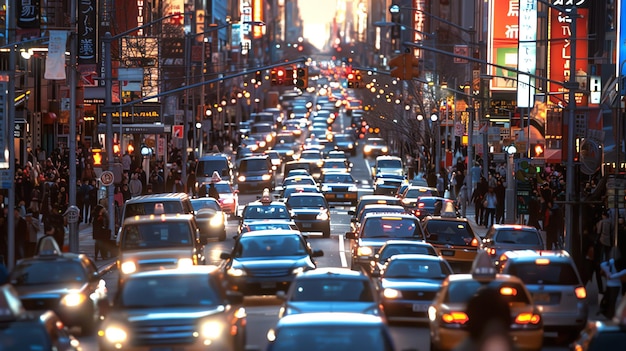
top-left (173, 125), bottom-right (183, 139)
top-left (489, 0), bottom-right (520, 90)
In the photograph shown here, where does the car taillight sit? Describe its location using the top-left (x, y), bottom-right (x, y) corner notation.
top-left (575, 286), bottom-right (587, 299)
top-left (514, 312), bottom-right (541, 325)
top-left (470, 238), bottom-right (479, 247)
top-left (442, 312), bottom-right (469, 325)
top-left (486, 247), bottom-right (497, 256)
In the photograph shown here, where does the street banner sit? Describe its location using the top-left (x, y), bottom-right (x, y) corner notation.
top-left (45, 30), bottom-right (68, 80)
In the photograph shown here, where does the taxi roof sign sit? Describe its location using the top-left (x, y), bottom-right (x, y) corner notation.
top-left (471, 251), bottom-right (497, 281)
top-left (211, 171), bottom-right (222, 183)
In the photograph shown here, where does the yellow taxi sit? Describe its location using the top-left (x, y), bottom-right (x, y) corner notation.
top-left (428, 252), bottom-right (543, 351)
top-left (421, 215), bottom-right (481, 273)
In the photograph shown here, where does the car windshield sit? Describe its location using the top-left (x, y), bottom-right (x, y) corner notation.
top-left (243, 205), bottom-right (290, 219)
top-left (287, 196), bottom-right (327, 208)
top-left (425, 221), bottom-right (475, 246)
top-left (191, 199), bottom-right (221, 211)
top-left (243, 223), bottom-right (294, 233)
top-left (197, 159), bottom-right (228, 177)
top-left (290, 278), bottom-right (373, 302)
top-left (284, 177), bottom-right (316, 186)
top-left (445, 281), bottom-right (531, 304)
top-left (383, 259), bottom-right (451, 279)
top-left (124, 201), bottom-right (183, 219)
top-left (214, 182), bottom-right (233, 193)
top-left (377, 160), bottom-right (402, 168)
top-left (121, 222), bottom-right (193, 250)
top-left (494, 230), bottom-right (541, 245)
top-left (506, 262), bottom-right (580, 285)
top-left (270, 325), bottom-right (392, 351)
top-left (322, 173), bottom-right (354, 183)
top-left (0, 324), bottom-right (49, 349)
top-left (119, 275), bottom-right (220, 308)
top-left (11, 261), bottom-right (87, 285)
top-left (362, 218), bottom-right (422, 239)
top-left (236, 235), bottom-right (307, 258)
top-left (239, 159), bottom-right (269, 172)
top-left (379, 245), bottom-right (437, 261)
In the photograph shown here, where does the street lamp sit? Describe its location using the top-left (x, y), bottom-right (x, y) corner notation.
top-left (505, 144), bottom-right (517, 224)
top-left (431, 113), bottom-right (439, 174)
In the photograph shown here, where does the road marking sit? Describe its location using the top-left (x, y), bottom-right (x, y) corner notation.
top-left (338, 235), bottom-right (348, 268)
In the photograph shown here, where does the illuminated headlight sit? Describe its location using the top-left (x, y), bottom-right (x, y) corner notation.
top-left (363, 145), bottom-right (372, 153)
top-left (61, 292), bottom-right (87, 307)
top-left (210, 214), bottom-right (224, 227)
top-left (120, 261), bottom-right (137, 275)
top-left (357, 246), bottom-right (374, 257)
top-left (348, 144), bottom-right (354, 149)
top-left (227, 267), bottom-right (247, 277)
top-left (178, 258), bottom-right (194, 268)
top-left (104, 325), bottom-right (128, 343)
top-left (316, 211), bottom-right (329, 220)
top-left (238, 175), bottom-right (246, 182)
top-left (383, 288), bottom-right (402, 299)
top-left (348, 185), bottom-right (358, 192)
top-left (382, 147), bottom-right (389, 153)
top-left (200, 320), bottom-right (224, 340)
top-left (266, 135), bottom-right (273, 143)
top-left (401, 198), bottom-right (412, 205)
top-left (250, 145), bottom-right (259, 151)
top-left (262, 174), bottom-right (272, 181)
top-left (286, 150), bottom-right (294, 156)
top-left (259, 141), bottom-right (267, 148)
top-left (316, 160), bottom-right (324, 167)
top-left (375, 178), bottom-right (385, 185)
top-left (321, 185), bottom-right (330, 192)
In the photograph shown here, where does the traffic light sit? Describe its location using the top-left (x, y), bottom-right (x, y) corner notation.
top-left (203, 105), bottom-right (212, 119)
top-left (347, 72), bottom-right (355, 88)
top-left (92, 148), bottom-right (103, 167)
top-left (530, 143), bottom-right (544, 158)
top-left (276, 67), bottom-right (286, 85)
top-left (255, 70), bottom-right (263, 84)
top-left (270, 69), bottom-right (278, 85)
top-left (389, 53), bottom-right (420, 80)
top-left (296, 67), bottom-right (308, 89)
top-left (389, 4), bottom-right (401, 39)
top-left (284, 68), bottom-right (295, 86)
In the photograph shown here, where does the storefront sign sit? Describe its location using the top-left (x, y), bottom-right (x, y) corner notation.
top-left (488, 0), bottom-right (519, 91)
top-left (98, 104), bottom-right (162, 124)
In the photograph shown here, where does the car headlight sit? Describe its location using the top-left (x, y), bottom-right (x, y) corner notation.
top-left (178, 258), bottom-right (194, 268)
top-left (401, 198), bottom-right (412, 205)
top-left (382, 146), bottom-right (389, 153)
top-left (348, 144), bottom-right (354, 149)
top-left (363, 145), bottom-right (372, 153)
top-left (357, 246), bottom-right (374, 257)
top-left (316, 211), bottom-right (329, 221)
top-left (120, 261), bottom-right (137, 275)
top-left (321, 185), bottom-right (330, 192)
top-left (262, 174), bottom-right (272, 181)
top-left (104, 325), bottom-right (128, 343)
top-left (210, 214), bottom-right (224, 227)
top-left (259, 141), bottom-right (267, 148)
top-left (200, 320), bottom-right (224, 340)
top-left (227, 267), bottom-right (247, 277)
top-left (383, 288), bottom-right (402, 299)
top-left (61, 292), bottom-right (87, 307)
top-left (266, 135), bottom-right (273, 142)
top-left (223, 198), bottom-right (234, 204)
top-left (292, 267), bottom-right (305, 275)
top-left (316, 160), bottom-right (324, 167)
top-left (238, 175), bottom-right (246, 182)
top-left (348, 185), bottom-right (358, 192)
top-left (286, 150), bottom-right (294, 156)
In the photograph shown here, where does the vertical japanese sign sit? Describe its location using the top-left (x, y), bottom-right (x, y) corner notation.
top-left (617, 0), bottom-right (626, 85)
top-left (0, 78), bottom-right (8, 169)
top-left (167, 0), bottom-right (185, 26)
top-left (517, 0), bottom-right (537, 108)
top-left (547, 2), bottom-right (588, 105)
top-left (412, 0), bottom-right (427, 59)
top-left (488, 0), bottom-right (519, 90)
top-left (78, 0), bottom-right (97, 64)
top-left (17, 0), bottom-right (40, 28)
top-left (252, 0), bottom-right (264, 39)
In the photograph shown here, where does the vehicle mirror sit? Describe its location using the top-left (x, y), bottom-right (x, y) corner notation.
top-left (220, 252), bottom-right (231, 260)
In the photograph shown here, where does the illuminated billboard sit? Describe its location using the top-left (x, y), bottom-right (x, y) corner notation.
top-left (488, 0), bottom-right (519, 91)
top-left (517, 0), bottom-right (537, 108)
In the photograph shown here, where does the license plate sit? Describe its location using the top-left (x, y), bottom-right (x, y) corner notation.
top-left (412, 303), bottom-right (429, 312)
top-left (533, 293), bottom-right (550, 303)
top-left (261, 282), bottom-right (276, 289)
top-left (301, 223), bottom-right (312, 228)
top-left (441, 250), bottom-right (455, 257)
top-left (337, 194), bottom-right (344, 198)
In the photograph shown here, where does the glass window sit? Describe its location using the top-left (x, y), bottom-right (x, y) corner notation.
top-left (120, 275), bottom-right (219, 307)
top-left (11, 261), bottom-right (86, 285)
top-left (507, 262), bottom-right (580, 285)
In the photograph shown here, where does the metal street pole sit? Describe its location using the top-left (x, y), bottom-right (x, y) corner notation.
top-left (103, 32), bottom-right (116, 234)
top-left (564, 7), bottom-right (577, 253)
top-left (506, 146), bottom-right (517, 224)
top-left (6, 1), bottom-right (16, 269)
top-left (68, 0), bottom-right (79, 252)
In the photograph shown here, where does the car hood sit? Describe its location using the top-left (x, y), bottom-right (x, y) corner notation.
top-left (233, 256), bottom-right (313, 269)
top-left (13, 282), bottom-right (88, 297)
top-left (290, 208), bottom-right (325, 215)
top-left (381, 279), bottom-right (443, 291)
top-left (107, 305), bottom-right (227, 323)
top-left (285, 301), bottom-right (379, 315)
top-left (120, 247), bottom-right (195, 261)
top-left (322, 182), bottom-right (355, 188)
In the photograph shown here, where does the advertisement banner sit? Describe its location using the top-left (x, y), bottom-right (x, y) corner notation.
top-left (78, 0), bottom-right (97, 63)
top-left (45, 30), bottom-right (68, 80)
top-left (488, 0), bottom-right (519, 90)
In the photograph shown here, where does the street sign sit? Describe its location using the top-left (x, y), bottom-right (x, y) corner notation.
top-left (516, 181), bottom-right (532, 215)
top-left (607, 174), bottom-right (626, 208)
top-left (173, 125), bottom-right (183, 139)
top-left (64, 205), bottom-right (81, 224)
top-left (0, 169), bottom-right (11, 189)
top-left (100, 170), bottom-right (115, 186)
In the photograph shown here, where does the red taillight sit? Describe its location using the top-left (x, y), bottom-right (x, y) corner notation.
top-left (442, 312), bottom-right (469, 324)
top-left (575, 286), bottom-right (587, 299)
top-left (515, 312), bottom-right (541, 325)
top-left (470, 238), bottom-right (479, 247)
top-left (418, 202), bottom-right (425, 208)
top-left (487, 248), bottom-right (497, 256)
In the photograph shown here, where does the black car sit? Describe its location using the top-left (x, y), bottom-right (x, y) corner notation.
top-left (9, 237), bottom-right (108, 335)
top-left (220, 230), bottom-right (324, 295)
top-left (236, 155), bottom-right (275, 192)
top-left (319, 171), bottom-right (359, 205)
top-left (0, 284), bottom-right (82, 350)
top-left (286, 192), bottom-right (331, 237)
top-left (98, 266), bottom-right (247, 351)
top-left (375, 254), bottom-right (453, 323)
top-left (373, 174), bottom-right (405, 196)
top-left (369, 240), bottom-right (438, 276)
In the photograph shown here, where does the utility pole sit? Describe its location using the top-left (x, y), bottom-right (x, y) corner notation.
top-left (564, 7), bottom-right (577, 253)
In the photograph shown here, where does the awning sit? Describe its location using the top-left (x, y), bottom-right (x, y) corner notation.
top-left (97, 124), bottom-right (166, 134)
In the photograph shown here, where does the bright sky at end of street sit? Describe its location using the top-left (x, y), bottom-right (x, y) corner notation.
top-left (299, 0), bottom-right (336, 50)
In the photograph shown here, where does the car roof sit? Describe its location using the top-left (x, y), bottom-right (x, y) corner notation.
top-left (295, 267), bottom-right (368, 279)
top-left (490, 224), bottom-right (540, 231)
top-left (239, 229), bottom-right (302, 237)
top-left (287, 192), bottom-right (325, 198)
top-left (122, 213), bottom-right (195, 225)
top-left (446, 272), bottom-right (522, 284)
top-left (277, 312), bottom-right (386, 326)
top-left (376, 155), bottom-right (402, 161)
top-left (500, 249), bottom-right (572, 261)
top-left (124, 192), bottom-right (190, 204)
top-left (388, 253), bottom-right (445, 262)
top-left (382, 240), bottom-right (434, 247)
top-left (124, 265), bottom-right (220, 278)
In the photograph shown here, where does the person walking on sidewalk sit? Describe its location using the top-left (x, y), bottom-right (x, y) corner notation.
top-left (457, 182), bottom-right (469, 218)
top-left (483, 187), bottom-right (497, 228)
top-left (91, 205), bottom-right (110, 260)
